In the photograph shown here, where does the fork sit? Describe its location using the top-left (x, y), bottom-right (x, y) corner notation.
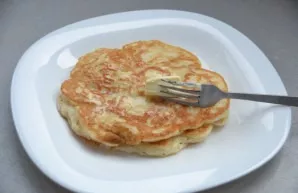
top-left (159, 79), bottom-right (298, 108)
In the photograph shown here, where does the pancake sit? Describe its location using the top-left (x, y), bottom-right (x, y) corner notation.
top-left (116, 125), bottom-right (213, 156)
top-left (71, 113), bottom-right (228, 157)
top-left (81, 124), bottom-right (213, 157)
top-left (115, 112), bottom-right (228, 157)
top-left (58, 40), bottom-right (230, 150)
top-left (122, 40), bottom-right (202, 76)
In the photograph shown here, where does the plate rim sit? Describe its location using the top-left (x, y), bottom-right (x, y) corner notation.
top-left (10, 9), bottom-right (292, 193)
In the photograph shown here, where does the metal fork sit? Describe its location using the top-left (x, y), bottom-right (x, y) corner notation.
top-left (159, 79), bottom-right (298, 108)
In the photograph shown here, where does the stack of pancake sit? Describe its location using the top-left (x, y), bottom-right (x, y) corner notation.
top-left (58, 40), bottom-right (229, 157)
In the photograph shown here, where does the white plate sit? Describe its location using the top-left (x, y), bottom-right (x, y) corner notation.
top-left (11, 10), bottom-right (291, 193)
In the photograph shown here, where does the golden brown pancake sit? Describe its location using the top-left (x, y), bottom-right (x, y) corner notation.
top-left (58, 40), bottom-right (229, 150)
top-left (59, 96), bottom-right (228, 156)
top-left (117, 125), bottom-right (213, 156)
top-left (70, 113), bottom-right (228, 157)
top-left (81, 124), bottom-right (214, 157)
top-left (115, 112), bottom-right (228, 156)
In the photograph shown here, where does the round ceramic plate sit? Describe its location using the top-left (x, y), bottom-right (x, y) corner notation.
top-left (11, 10), bottom-right (291, 193)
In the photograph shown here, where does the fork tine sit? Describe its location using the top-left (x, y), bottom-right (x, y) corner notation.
top-left (161, 96), bottom-right (200, 107)
top-left (158, 84), bottom-right (200, 95)
top-left (161, 79), bottom-right (201, 88)
top-left (160, 90), bottom-right (199, 99)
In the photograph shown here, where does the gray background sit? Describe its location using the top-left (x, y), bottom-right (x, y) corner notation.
top-left (1, 0), bottom-right (298, 192)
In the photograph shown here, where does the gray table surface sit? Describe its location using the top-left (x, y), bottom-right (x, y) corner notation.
top-left (1, 0), bottom-right (298, 192)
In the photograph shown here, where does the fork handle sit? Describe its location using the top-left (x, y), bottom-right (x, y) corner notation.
top-left (226, 93), bottom-right (298, 107)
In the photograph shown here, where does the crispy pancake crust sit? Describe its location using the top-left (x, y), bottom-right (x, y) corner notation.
top-left (115, 113), bottom-right (228, 156)
top-left (59, 96), bottom-right (228, 156)
top-left (58, 40), bottom-right (230, 147)
top-left (81, 124), bottom-right (215, 157)
top-left (115, 124), bottom-right (213, 156)
top-left (76, 115), bottom-right (227, 157)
